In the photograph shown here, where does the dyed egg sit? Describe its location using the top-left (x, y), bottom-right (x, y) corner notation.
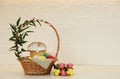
top-left (38, 56), bottom-right (46, 60)
top-left (47, 55), bottom-right (55, 59)
top-left (44, 52), bottom-right (49, 57)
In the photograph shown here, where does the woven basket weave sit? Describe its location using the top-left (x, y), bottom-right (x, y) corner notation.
top-left (18, 20), bottom-right (60, 75)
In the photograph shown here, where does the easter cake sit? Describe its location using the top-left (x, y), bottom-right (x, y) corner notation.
top-left (28, 42), bottom-right (47, 57)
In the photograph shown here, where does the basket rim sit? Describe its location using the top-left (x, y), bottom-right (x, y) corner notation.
top-left (18, 57), bottom-right (58, 62)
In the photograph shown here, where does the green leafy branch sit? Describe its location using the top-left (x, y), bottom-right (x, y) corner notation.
top-left (9, 17), bottom-right (41, 58)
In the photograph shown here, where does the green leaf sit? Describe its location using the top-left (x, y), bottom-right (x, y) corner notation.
top-left (27, 31), bottom-right (34, 33)
top-left (18, 25), bottom-right (22, 32)
top-left (21, 48), bottom-right (26, 52)
top-left (29, 23), bottom-right (33, 26)
top-left (9, 36), bottom-right (15, 41)
top-left (25, 32), bottom-right (28, 36)
top-left (21, 41), bottom-right (27, 44)
top-left (64, 67), bottom-right (68, 71)
top-left (23, 32), bottom-right (28, 39)
top-left (10, 46), bottom-right (16, 49)
top-left (9, 48), bottom-right (16, 51)
top-left (15, 53), bottom-right (20, 58)
top-left (17, 36), bottom-right (22, 46)
top-left (9, 37), bottom-right (16, 41)
top-left (10, 24), bottom-right (16, 32)
top-left (19, 26), bottom-right (30, 33)
top-left (31, 21), bottom-right (36, 26)
top-left (54, 64), bottom-right (58, 69)
top-left (16, 17), bottom-right (21, 26)
top-left (23, 33), bottom-right (26, 39)
top-left (18, 42), bottom-right (23, 46)
top-left (10, 24), bottom-right (14, 28)
top-left (24, 20), bottom-right (29, 26)
top-left (18, 52), bottom-right (21, 54)
top-left (36, 19), bottom-right (41, 26)
top-left (19, 34), bottom-right (23, 40)
top-left (11, 30), bottom-right (16, 36)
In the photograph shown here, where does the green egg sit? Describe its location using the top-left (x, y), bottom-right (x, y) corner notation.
top-left (44, 52), bottom-right (49, 57)
top-left (45, 52), bottom-right (49, 55)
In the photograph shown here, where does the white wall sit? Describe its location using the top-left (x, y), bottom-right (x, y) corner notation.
top-left (0, 0), bottom-right (120, 65)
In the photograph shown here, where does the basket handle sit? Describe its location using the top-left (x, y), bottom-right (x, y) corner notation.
top-left (40, 20), bottom-right (60, 58)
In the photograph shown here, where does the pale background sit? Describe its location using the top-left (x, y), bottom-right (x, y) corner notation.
top-left (0, 0), bottom-right (120, 65)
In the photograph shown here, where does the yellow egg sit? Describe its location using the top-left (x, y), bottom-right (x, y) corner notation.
top-left (38, 56), bottom-right (46, 60)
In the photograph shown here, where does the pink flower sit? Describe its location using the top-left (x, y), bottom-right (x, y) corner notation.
top-left (58, 63), bottom-right (65, 69)
top-left (60, 70), bottom-right (66, 76)
top-left (67, 63), bottom-right (73, 68)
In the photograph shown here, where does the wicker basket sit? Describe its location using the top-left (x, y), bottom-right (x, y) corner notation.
top-left (18, 20), bottom-right (60, 75)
